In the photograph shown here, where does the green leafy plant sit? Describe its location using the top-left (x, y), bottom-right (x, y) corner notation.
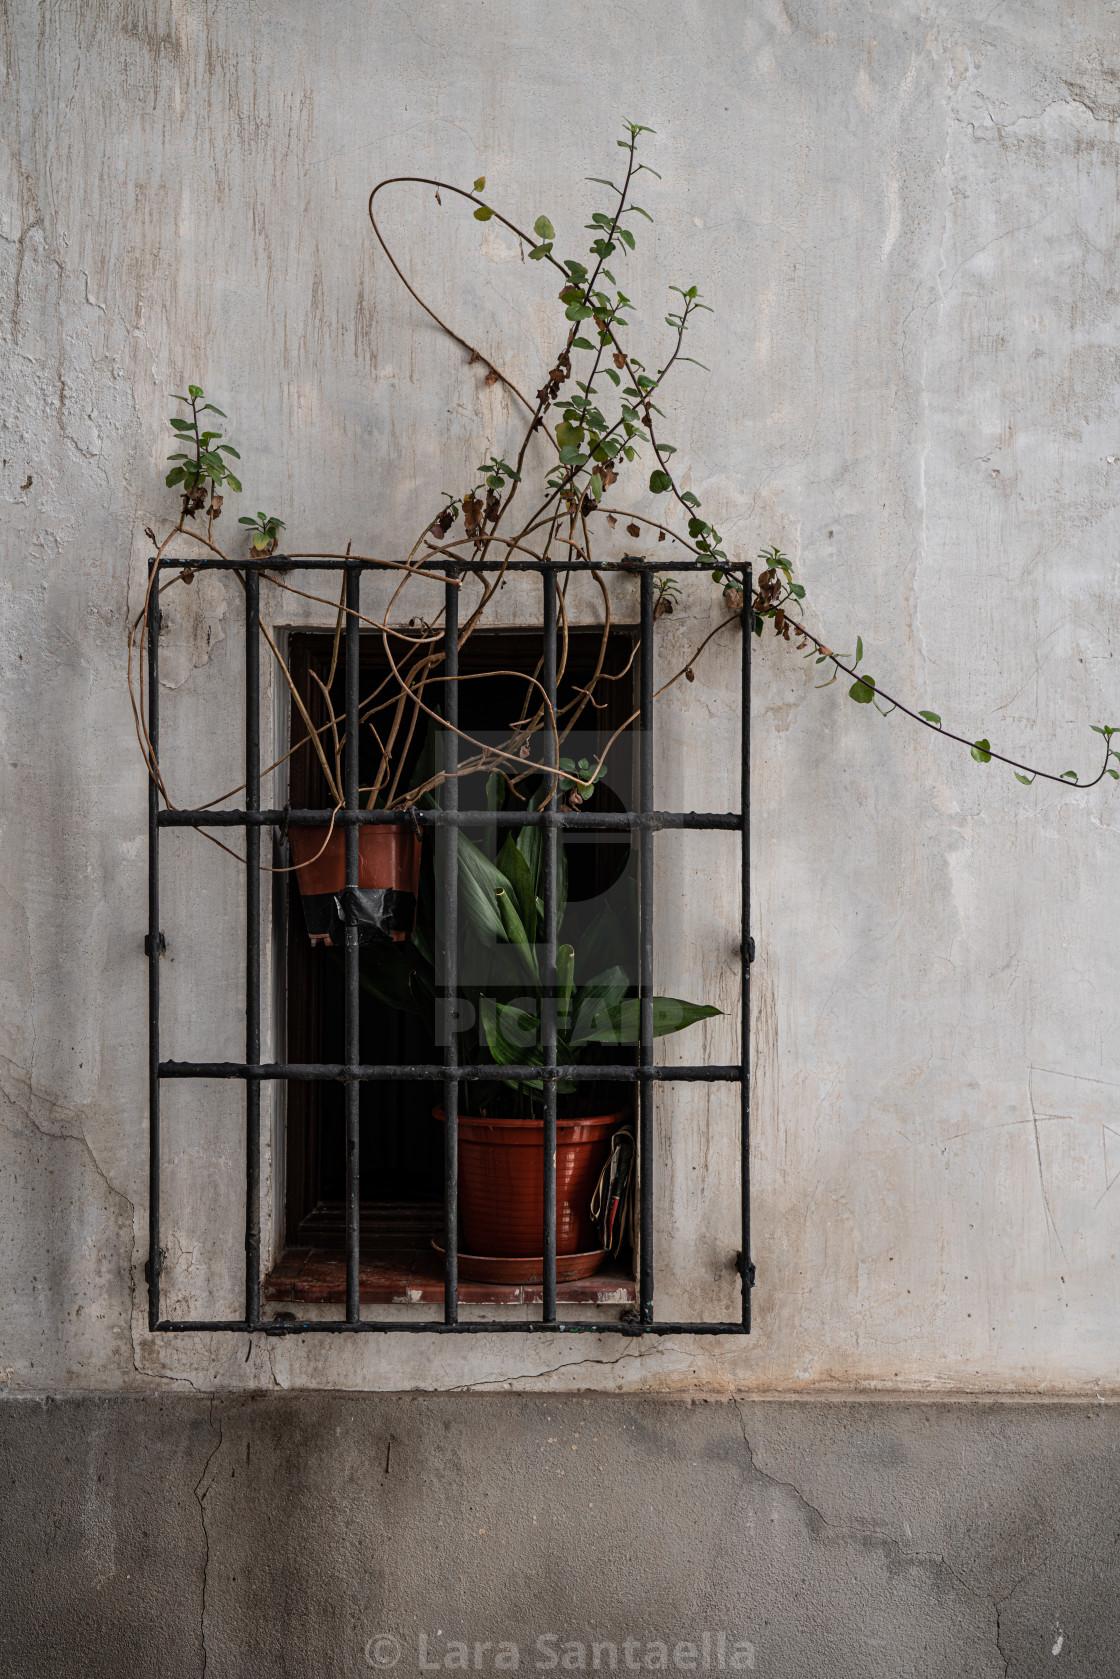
top-left (164, 385), bottom-right (242, 521)
top-left (238, 511), bottom-right (287, 555)
top-left (135, 123), bottom-right (1120, 897)
top-left (357, 762), bottom-right (719, 1117)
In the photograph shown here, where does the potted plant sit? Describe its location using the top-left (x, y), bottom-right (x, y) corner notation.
top-left (354, 754), bottom-right (720, 1281)
top-left (132, 124), bottom-right (1119, 1285)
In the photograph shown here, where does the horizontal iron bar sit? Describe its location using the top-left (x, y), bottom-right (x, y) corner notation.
top-left (158, 807), bottom-right (742, 831)
top-left (155, 556), bottom-right (751, 575)
top-left (154, 1319), bottom-right (749, 1336)
top-left (159, 1060), bottom-right (742, 1082)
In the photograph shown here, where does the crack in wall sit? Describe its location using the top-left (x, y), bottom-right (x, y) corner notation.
top-left (443, 1343), bottom-right (647, 1393)
top-left (193, 1398), bottom-right (224, 1679)
top-left (731, 1401), bottom-right (999, 1651)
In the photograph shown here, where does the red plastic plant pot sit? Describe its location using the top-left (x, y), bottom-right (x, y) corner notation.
top-left (288, 823), bottom-right (422, 947)
top-left (435, 1107), bottom-right (629, 1282)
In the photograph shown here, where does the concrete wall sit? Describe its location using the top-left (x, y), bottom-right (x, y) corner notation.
top-left (4, 1393), bottom-right (1120, 1679)
top-left (2, 0), bottom-right (1120, 1396)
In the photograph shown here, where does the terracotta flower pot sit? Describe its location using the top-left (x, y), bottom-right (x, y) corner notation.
top-left (288, 823), bottom-right (421, 947)
top-left (435, 1107), bottom-right (628, 1281)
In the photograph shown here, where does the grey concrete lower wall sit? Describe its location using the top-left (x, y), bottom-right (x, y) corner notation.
top-left (2, 1394), bottom-right (1116, 1679)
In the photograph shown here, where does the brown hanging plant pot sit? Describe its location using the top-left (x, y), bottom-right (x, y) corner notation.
top-left (288, 823), bottom-right (421, 948)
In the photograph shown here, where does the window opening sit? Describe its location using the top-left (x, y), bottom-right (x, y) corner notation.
top-left (148, 554), bottom-right (752, 1336)
top-left (278, 628), bottom-right (638, 1307)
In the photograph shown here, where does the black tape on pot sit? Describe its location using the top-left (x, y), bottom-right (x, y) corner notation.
top-left (299, 888), bottom-right (416, 948)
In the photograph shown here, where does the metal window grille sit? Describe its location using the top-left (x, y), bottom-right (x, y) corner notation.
top-left (147, 555), bottom-right (753, 1336)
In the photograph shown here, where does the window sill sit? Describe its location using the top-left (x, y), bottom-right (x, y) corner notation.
top-left (263, 1246), bottom-right (636, 1307)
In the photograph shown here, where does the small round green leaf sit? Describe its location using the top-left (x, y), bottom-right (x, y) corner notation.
top-left (849, 676), bottom-right (877, 704)
top-left (473, 206), bottom-right (494, 221)
top-left (971, 738), bottom-right (992, 763)
top-left (649, 469), bottom-right (673, 494)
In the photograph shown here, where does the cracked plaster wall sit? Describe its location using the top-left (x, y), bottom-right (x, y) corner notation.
top-left (4, 1393), bottom-right (1120, 1677)
top-left (2, 1), bottom-right (1120, 1395)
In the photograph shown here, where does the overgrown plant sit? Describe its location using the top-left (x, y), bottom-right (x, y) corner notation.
top-left (130, 124), bottom-right (1119, 986)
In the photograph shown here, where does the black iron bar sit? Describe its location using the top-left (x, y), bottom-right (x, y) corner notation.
top-left (156, 557), bottom-right (755, 576)
top-left (741, 566), bottom-right (753, 1330)
top-left (158, 809), bottom-right (744, 831)
top-left (157, 1319), bottom-right (751, 1336)
top-left (244, 568), bottom-right (262, 1325)
top-left (541, 568), bottom-right (558, 1323)
top-left (147, 566), bottom-right (162, 1331)
top-left (345, 568), bottom-right (361, 1321)
top-left (442, 570), bottom-right (460, 1324)
top-left (161, 1061), bottom-right (742, 1082)
top-left (638, 569), bottom-right (655, 1325)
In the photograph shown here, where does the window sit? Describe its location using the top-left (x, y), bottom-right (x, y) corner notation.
top-left (148, 555), bottom-right (752, 1336)
top-left (276, 626), bottom-right (639, 1310)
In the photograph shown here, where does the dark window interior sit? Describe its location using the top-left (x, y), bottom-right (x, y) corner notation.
top-left (282, 626), bottom-right (637, 1258)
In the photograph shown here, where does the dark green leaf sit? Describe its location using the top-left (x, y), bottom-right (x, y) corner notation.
top-left (649, 469), bottom-right (672, 494)
top-left (456, 834), bottom-right (506, 943)
top-left (569, 967), bottom-right (630, 1044)
top-left (849, 676), bottom-right (877, 704)
top-left (579, 996), bottom-right (722, 1046)
top-left (971, 739), bottom-right (992, 763)
top-left (494, 888), bottom-right (539, 984)
top-left (479, 997), bottom-right (541, 1067)
top-left (557, 945), bottom-right (575, 1029)
top-left (495, 835), bottom-right (537, 944)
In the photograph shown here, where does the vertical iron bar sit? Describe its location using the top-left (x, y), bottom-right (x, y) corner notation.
top-left (244, 566), bottom-right (261, 1326)
top-left (345, 566), bottom-right (361, 1321)
top-left (638, 567), bottom-right (655, 1324)
top-left (741, 565), bottom-right (752, 1329)
top-left (147, 564), bottom-right (161, 1330)
top-left (541, 567), bottom-right (558, 1323)
top-left (443, 572), bottom-right (460, 1323)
